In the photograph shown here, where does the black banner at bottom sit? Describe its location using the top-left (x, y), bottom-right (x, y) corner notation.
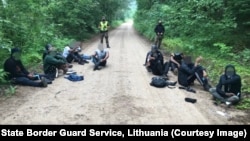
top-left (0, 125), bottom-right (249, 139)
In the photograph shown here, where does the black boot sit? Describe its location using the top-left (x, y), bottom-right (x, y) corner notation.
top-left (107, 44), bottom-right (110, 48)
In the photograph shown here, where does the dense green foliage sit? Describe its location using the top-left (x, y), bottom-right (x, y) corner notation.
top-left (134, 0), bottom-right (250, 109)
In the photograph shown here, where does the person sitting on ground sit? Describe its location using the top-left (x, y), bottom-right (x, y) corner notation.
top-left (178, 56), bottom-right (211, 92)
top-left (4, 47), bottom-right (48, 87)
top-left (92, 43), bottom-right (109, 71)
top-left (167, 52), bottom-right (184, 75)
top-left (145, 45), bottom-right (168, 76)
top-left (43, 47), bottom-right (70, 80)
top-left (43, 44), bottom-right (73, 69)
top-left (62, 45), bottom-right (89, 65)
top-left (209, 64), bottom-right (241, 106)
top-left (74, 46), bottom-right (92, 61)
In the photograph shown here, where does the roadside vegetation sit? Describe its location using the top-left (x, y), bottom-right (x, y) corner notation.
top-left (134, 0), bottom-right (250, 110)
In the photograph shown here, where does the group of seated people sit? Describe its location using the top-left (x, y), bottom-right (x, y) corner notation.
top-left (144, 44), bottom-right (242, 106)
top-left (3, 43), bottom-right (110, 88)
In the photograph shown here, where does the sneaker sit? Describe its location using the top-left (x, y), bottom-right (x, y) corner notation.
top-left (93, 65), bottom-right (101, 71)
top-left (40, 77), bottom-right (48, 87)
top-left (225, 101), bottom-right (232, 106)
top-left (186, 87), bottom-right (196, 93)
top-left (68, 64), bottom-right (73, 68)
top-left (66, 71), bottom-right (76, 75)
top-left (78, 61), bottom-right (85, 65)
top-left (83, 60), bottom-right (89, 64)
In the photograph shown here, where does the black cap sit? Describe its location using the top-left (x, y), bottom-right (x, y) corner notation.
top-left (45, 44), bottom-right (52, 51)
top-left (11, 47), bottom-right (21, 56)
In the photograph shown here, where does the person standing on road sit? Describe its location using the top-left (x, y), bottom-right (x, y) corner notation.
top-left (99, 16), bottom-right (110, 48)
top-left (154, 20), bottom-right (165, 49)
top-left (209, 65), bottom-right (241, 106)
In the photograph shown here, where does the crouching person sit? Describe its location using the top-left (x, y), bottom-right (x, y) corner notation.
top-left (92, 43), bottom-right (109, 71)
top-left (209, 65), bottom-right (241, 106)
top-left (145, 45), bottom-right (168, 76)
top-left (4, 47), bottom-right (48, 87)
top-left (43, 47), bottom-right (69, 80)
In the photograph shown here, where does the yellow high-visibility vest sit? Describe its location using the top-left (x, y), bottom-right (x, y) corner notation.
top-left (100, 21), bottom-right (108, 31)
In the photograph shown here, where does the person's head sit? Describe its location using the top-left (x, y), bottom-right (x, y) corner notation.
top-left (11, 47), bottom-right (21, 60)
top-left (174, 52), bottom-right (184, 60)
top-left (45, 44), bottom-right (53, 51)
top-left (183, 56), bottom-right (192, 65)
top-left (49, 50), bottom-right (57, 56)
top-left (225, 65), bottom-right (236, 79)
top-left (158, 20), bottom-right (162, 25)
top-left (151, 44), bottom-right (158, 53)
top-left (98, 43), bottom-right (104, 52)
top-left (46, 45), bottom-right (57, 56)
top-left (102, 16), bottom-right (106, 21)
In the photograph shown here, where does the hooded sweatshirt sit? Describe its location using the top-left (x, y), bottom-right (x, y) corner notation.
top-left (216, 65), bottom-right (242, 97)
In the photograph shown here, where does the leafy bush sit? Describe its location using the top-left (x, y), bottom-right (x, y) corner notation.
top-left (236, 98), bottom-right (250, 110)
top-left (0, 69), bottom-right (8, 84)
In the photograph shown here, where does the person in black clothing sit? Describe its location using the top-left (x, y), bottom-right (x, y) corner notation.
top-left (4, 48), bottom-right (48, 87)
top-left (154, 20), bottom-right (165, 49)
top-left (165, 52), bottom-right (184, 75)
top-left (62, 45), bottom-right (89, 65)
top-left (145, 45), bottom-right (168, 76)
top-left (178, 56), bottom-right (211, 92)
top-left (209, 65), bottom-right (241, 106)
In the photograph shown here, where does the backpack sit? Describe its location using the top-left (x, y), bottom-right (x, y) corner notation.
top-left (150, 77), bottom-right (167, 88)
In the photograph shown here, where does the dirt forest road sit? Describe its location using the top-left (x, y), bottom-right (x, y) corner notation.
top-left (0, 21), bottom-right (247, 125)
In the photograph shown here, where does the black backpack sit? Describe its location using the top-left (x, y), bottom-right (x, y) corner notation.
top-left (150, 77), bottom-right (167, 88)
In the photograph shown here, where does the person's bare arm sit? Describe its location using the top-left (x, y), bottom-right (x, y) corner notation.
top-left (101, 51), bottom-right (109, 62)
top-left (170, 53), bottom-right (181, 67)
top-left (195, 56), bottom-right (203, 67)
